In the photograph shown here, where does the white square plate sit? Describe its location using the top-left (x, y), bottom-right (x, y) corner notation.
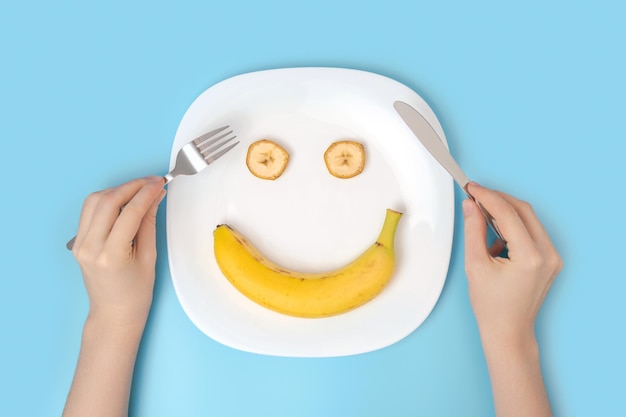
top-left (166, 68), bottom-right (454, 357)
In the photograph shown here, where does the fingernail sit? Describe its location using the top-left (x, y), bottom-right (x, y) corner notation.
top-left (462, 199), bottom-right (474, 217)
top-left (465, 182), bottom-right (480, 198)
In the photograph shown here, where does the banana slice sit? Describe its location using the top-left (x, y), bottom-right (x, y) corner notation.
top-left (246, 139), bottom-right (290, 180)
top-left (324, 140), bottom-right (366, 179)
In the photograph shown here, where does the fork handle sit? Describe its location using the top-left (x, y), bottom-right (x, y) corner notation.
top-left (66, 236), bottom-right (76, 250)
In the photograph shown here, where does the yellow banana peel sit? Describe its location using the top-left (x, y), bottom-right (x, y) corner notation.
top-left (213, 209), bottom-right (402, 318)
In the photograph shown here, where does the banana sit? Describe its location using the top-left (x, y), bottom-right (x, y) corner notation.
top-left (246, 139), bottom-right (290, 180)
top-left (324, 140), bottom-right (366, 178)
top-left (213, 209), bottom-right (402, 318)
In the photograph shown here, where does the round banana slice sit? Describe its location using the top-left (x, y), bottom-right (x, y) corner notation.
top-left (246, 139), bottom-right (290, 180)
top-left (324, 140), bottom-right (366, 179)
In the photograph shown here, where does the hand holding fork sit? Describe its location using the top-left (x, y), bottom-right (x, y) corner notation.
top-left (66, 126), bottom-right (238, 250)
top-left (62, 128), bottom-right (238, 415)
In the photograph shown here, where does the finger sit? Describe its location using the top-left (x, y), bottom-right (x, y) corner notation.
top-left (72, 188), bottom-right (112, 253)
top-left (497, 192), bottom-right (563, 292)
top-left (466, 183), bottom-right (536, 257)
top-left (106, 177), bottom-right (165, 255)
top-left (462, 198), bottom-right (491, 266)
top-left (81, 178), bottom-right (154, 250)
top-left (495, 191), bottom-right (556, 252)
top-left (134, 188), bottom-right (166, 265)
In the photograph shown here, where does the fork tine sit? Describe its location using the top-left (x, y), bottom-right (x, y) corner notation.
top-left (200, 135), bottom-right (237, 157)
top-left (204, 141), bottom-right (240, 165)
top-left (194, 128), bottom-right (234, 152)
top-left (196, 130), bottom-right (235, 153)
top-left (192, 125), bottom-right (229, 146)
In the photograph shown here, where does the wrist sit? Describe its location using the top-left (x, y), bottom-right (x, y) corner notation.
top-left (480, 328), bottom-right (540, 363)
top-left (85, 307), bottom-right (149, 338)
top-left (478, 328), bottom-right (552, 417)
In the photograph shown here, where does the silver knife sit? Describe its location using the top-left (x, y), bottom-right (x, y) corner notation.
top-left (394, 100), bottom-right (507, 246)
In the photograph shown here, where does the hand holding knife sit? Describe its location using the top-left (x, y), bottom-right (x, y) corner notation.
top-left (393, 100), bottom-right (507, 247)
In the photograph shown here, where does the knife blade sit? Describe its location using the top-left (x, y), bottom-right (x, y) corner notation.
top-left (393, 100), bottom-right (507, 246)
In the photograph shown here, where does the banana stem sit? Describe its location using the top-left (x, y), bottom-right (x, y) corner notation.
top-left (377, 209), bottom-right (403, 249)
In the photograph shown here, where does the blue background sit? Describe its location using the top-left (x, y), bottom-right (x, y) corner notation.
top-left (1, 1), bottom-right (624, 416)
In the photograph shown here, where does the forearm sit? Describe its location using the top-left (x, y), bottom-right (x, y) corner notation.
top-left (481, 333), bottom-right (552, 417)
top-left (63, 314), bottom-right (146, 417)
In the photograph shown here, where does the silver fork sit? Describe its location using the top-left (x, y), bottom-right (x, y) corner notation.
top-left (163, 125), bottom-right (238, 184)
top-left (66, 126), bottom-right (239, 250)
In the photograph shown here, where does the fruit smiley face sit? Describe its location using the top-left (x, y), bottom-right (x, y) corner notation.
top-left (216, 137), bottom-right (402, 318)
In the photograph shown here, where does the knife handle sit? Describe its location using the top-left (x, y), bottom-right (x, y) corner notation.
top-left (474, 200), bottom-right (507, 249)
top-left (471, 195), bottom-right (507, 248)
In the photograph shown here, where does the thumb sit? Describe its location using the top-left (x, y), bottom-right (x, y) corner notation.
top-left (463, 198), bottom-right (490, 265)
